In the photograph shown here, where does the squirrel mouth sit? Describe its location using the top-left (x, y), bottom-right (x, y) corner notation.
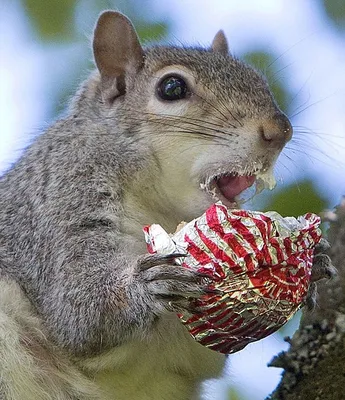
top-left (200, 166), bottom-right (276, 208)
top-left (216, 174), bottom-right (256, 201)
top-left (210, 174), bottom-right (256, 207)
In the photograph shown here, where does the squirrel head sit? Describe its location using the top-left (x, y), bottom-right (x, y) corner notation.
top-left (89, 11), bottom-right (293, 225)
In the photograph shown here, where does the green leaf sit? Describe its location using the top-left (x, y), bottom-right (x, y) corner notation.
top-left (22, 0), bottom-right (77, 41)
top-left (264, 180), bottom-right (328, 217)
top-left (320, 0), bottom-right (345, 30)
top-left (136, 22), bottom-right (168, 43)
top-left (243, 51), bottom-right (293, 114)
top-left (227, 387), bottom-right (241, 400)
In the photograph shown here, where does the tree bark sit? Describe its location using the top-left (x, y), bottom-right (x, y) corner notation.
top-left (268, 198), bottom-right (345, 400)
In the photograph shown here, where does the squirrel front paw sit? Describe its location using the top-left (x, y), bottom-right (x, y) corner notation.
top-left (135, 253), bottom-right (214, 314)
top-left (305, 238), bottom-right (337, 310)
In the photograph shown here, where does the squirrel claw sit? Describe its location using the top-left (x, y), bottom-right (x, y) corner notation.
top-left (310, 253), bottom-right (337, 282)
top-left (305, 238), bottom-right (336, 310)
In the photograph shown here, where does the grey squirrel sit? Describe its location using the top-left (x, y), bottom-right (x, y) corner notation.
top-left (0, 11), bottom-right (335, 400)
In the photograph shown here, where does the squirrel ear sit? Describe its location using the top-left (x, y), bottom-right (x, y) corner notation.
top-left (93, 11), bottom-right (144, 97)
top-left (211, 30), bottom-right (229, 55)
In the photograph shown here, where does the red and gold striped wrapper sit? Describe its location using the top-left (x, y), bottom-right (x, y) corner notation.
top-left (143, 202), bottom-right (322, 354)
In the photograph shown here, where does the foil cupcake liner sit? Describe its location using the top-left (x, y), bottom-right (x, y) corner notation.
top-left (143, 202), bottom-right (321, 354)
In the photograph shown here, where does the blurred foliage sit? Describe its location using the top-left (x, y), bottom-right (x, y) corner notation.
top-left (23, 0), bottom-right (77, 41)
top-left (228, 387), bottom-right (241, 400)
top-left (22, 0), bottom-right (168, 44)
top-left (136, 22), bottom-right (168, 43)
top-left (244, 51), bottom-right (293, 114)
top-left (320, 0), bottom-right (345, 30)
top-left (264, 180), bottom-right (328, 217)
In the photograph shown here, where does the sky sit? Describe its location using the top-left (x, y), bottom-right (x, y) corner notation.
top-left (1, 1), bottom-right (345, 399)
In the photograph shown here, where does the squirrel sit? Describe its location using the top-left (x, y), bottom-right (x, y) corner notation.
top-left (0, 11), bottom-right (335, 400)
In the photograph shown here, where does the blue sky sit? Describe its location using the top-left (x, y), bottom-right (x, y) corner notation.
top-left (1, 1), bottom-right (345, 399)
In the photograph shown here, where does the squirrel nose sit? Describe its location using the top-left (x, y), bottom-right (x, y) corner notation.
top-left (258, 113), bottom-right (293, 147)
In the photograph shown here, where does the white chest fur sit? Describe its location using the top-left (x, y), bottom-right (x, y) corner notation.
top-left (81, 314), bottom-right (226, 400)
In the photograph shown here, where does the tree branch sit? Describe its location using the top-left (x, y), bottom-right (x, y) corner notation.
top-left (268, 198), bottom-right (345, 400)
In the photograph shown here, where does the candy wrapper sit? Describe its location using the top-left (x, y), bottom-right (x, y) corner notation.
top-left (143, 202), bottom-right (322, 354)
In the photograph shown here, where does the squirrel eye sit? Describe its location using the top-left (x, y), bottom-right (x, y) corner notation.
top-left (157, 76), bottom-right (188, 100)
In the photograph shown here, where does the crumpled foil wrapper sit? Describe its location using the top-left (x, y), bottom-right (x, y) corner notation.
top-left (143, 202), bottom-right (322, 354)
